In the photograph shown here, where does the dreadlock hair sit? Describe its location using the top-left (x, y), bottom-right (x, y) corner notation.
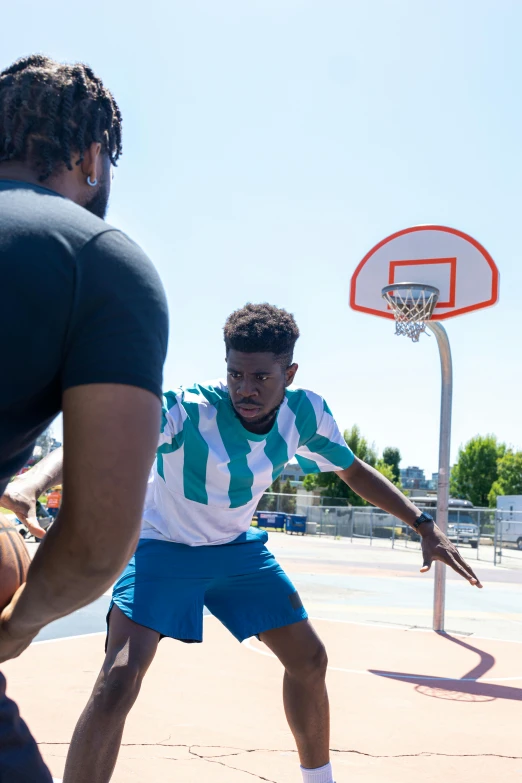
top-left (224, 303), bottom-right (300, 367)
top-left (0, 54), bottom-right (122, 181)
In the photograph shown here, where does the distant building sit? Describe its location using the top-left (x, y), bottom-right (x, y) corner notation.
top-left (400, 466), bottom-right (437, 492)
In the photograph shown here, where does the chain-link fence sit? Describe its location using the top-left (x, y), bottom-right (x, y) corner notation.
top-left (255, 493), bottom-right (522, 569)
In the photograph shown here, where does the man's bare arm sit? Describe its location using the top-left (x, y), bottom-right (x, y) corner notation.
top-left (0, 383), bottom-right (160, 658)
top-left (17, 445), bottom-right (63, 494)
top-left (0, 447), bottom-right (63, 538)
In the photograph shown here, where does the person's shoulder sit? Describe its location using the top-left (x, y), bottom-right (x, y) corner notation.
top-left (285, 386), bottom-right (333, 424)
top-left (77, 224), bottom-right (148, 263)
top-left (285, 386), bottom-right (327, 408)
top-left (78, 228), bottom-right (167, 310)
top-left (164, 380), bottom-right (229, 410)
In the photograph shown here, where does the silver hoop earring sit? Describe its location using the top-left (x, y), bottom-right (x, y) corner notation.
top-left (87, 176), bottom-right (98, 187)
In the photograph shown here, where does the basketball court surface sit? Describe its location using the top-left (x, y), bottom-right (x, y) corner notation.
top-left (4, 533), bottom-right (521, 782)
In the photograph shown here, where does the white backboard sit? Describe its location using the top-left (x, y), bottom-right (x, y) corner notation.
top-left (350, 225), bottom-right (499, 321)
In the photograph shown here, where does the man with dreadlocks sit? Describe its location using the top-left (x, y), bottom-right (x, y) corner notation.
top-left (0, 55), bottom-right (168, 781)
top-left (17, 303), bottom-right (480, 783)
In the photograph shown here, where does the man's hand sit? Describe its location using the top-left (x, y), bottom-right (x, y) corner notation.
top-left (0, 481), bottom-right (46, 539)
top-left (0, 585), bottom-right (36, 663)
top-left (420, 523), bottom-right (483, 588)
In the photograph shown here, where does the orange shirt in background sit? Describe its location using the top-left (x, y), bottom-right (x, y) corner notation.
top-left (47, 490), bottom-right (62, 509)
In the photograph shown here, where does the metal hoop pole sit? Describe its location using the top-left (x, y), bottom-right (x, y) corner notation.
top-left (426, 322), bottom-right (453, 632)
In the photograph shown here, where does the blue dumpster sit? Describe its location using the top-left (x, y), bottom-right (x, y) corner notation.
top-left (257, 511), bottom-right (286, 531)
top-left (284, 514), bottom-right (307, 535)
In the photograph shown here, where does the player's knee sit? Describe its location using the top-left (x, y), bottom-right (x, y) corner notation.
top-left (94, 661), bottom-right (145, 715)
top-left (287, 640), bottom-right (328, 684)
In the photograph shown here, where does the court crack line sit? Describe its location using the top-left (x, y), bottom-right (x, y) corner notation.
top-left (330, 749), bottom-right (522, 760)
top-left (39, 742), bottom-right (522, 761)
top-left (187, 747), bottom-right (278, 782)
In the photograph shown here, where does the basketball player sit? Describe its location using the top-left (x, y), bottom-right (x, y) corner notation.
top-left (18, 304), bottom-right (480, 783)
top-left (0, 56), bottom-right (169, 782)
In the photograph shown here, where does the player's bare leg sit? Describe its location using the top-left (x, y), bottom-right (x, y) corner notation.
top-left (260, 619), bottom-right (330, 771)
top-left (62, 606), bottom-right (159, 783)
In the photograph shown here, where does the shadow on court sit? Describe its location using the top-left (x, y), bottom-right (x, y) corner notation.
top-left (370, 632), bottom-right (522, 703)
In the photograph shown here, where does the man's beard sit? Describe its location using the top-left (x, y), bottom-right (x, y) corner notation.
top-left (84, 177), bottom-right (110, 219)
top-left (232, 392), bottom-right (285, 431)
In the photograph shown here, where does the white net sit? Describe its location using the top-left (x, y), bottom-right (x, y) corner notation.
top-left (381, 283), bottom-right (440, 342)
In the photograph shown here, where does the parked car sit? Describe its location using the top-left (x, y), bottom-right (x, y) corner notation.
top-left (446, 511), bottom-right (479, 548)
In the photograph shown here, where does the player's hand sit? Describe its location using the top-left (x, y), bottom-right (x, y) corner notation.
top-left (0, 480), bottom-right (46, 539)
top-left (0, 585), bottom-right (37, 663)
top-left (419, 523), bottom-right (483, 588)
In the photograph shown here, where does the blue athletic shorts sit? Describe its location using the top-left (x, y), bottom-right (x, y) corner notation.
top-left (110, 527), bottom-right (307, 643)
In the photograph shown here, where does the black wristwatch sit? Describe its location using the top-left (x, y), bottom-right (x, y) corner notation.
top-left (413, 512), bottom-right (434, 529)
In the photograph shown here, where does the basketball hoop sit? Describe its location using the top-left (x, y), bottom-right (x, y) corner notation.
top-left (381, 283), bottom-right (440, 342)
top-left (351, 225), bottom-right (500, 632)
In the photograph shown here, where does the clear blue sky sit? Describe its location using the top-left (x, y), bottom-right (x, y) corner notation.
top-left (4, 0), bottom-right (521, 476)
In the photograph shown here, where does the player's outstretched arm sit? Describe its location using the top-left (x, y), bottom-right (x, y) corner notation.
top-left (0, 383), bottom-right (161, 662)
top-left (336, 457), bottom-right (483, 588)
top-left (0, 447), bottom-right (63, 539)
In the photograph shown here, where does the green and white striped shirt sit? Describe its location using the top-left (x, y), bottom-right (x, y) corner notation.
top-left (141, 380), bottom-right (354, 545)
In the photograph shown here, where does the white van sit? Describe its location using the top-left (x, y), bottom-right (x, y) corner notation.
top-left (496, 496), bottom-right (522, 551)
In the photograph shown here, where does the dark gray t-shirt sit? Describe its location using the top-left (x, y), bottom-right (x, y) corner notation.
top-left (0, 180), bottom-right (169, 492)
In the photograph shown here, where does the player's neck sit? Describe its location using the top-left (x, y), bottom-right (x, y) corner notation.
top-left (0, 162), bottom-right (72, 200)
top-left (0, 162), bottom-right (43, 187)
top-left (242, 413), bottom-right (278, 436)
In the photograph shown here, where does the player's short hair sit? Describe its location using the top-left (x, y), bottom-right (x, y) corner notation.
top-left (0, 55), bottom-right (122, 181)
top-left (224, 303), bottom-right (300, 367)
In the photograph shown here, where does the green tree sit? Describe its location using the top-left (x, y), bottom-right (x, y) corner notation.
top-left (303, 425), bottom-right (400, 506)
top-left (450, 435), bottom-right (506, 507)
top-left (488, 450), bottom-right (522, 507)
top-left (271, 477), bottom-right (282, 494)
top-left (375, 460), bottom-right (397, 485)
top-left (382, 447), bottom-right (401, 484)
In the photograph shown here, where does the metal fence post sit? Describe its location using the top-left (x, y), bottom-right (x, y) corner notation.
top-left (370, 509), bottom-right (373, 545)
top-left (498, 522), bottom-right (504, 565)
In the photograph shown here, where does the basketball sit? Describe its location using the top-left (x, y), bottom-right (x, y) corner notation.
top-left (0, 516), bottom-right (31, 611)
